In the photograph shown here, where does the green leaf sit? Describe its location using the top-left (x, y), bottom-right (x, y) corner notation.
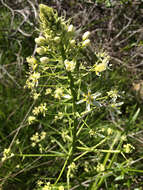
top-left (130, 108), bottom-right (140, 124)
top-left (115, 175), bottom-right (124, 181)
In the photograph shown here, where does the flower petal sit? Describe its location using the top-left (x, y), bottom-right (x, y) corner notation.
top-left (76, 99), bottom-right (85, 104)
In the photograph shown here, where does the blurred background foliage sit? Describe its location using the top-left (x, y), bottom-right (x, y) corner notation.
top-left (0, 0), bottom-right (143, 189)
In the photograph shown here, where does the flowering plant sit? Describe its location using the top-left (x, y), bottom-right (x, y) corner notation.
top-left (22, 4), bottom-right (133, 190)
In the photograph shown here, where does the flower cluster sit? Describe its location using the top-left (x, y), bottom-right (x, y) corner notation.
top-left (36, 180), bottom-right (65, 190)
top-left (28, 116), bottom-right (36, 125)
top-left (54, 88), bottom-right (64, 99)
top-left (41, 182), bottom-right (51, 190)
top-left (92, 51), bottom-right (110, 76)
top-left (68, 162), bottom-right (78, 178)
top-left (45, 88), bottom-right (52, 95)
top-left (32, 103), bottom-right (47, 117)
top-left (96, 163), bottom-right (105, 172)
top-left (64, 59), bottom-right (76, 72)
top-left (1, 148), bottom-right (14, 162)
top-left (25, 72), bottom-right (40, 90)
top-left (123, 143), bottom-right (135, 153)
top-left (30, 131), bottom-right (46, 147)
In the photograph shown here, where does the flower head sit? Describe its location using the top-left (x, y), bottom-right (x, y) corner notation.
top-left (96, 163), bottom-right (105, 172)
top-left (77, 90), bottom-right (101, 111)
top-left (54, 88), bottom-right (64, 99)
top-left (33, 92), bottom-right (40, 100)
top-left (123, 144), bottom-right (135, 153)
top-left (93, 51), bottom-right (110, 76)
top-left (45, 88), bottom-right (52, 95)
top-left (107, 89), bottom-right (119, 102)
top-left (64, 59), bottom-right (76, 72)
top-left (93, 62), bottom-right (107, 76)
top-left (28, 116), bottom-right (36, 125)
top-left (26, 56), bottom-right (37, 71)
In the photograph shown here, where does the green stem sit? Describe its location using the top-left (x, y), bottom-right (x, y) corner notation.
top-left (54, 155), bottom-right (69, 185)
top-left (61, 44), bottom-right (78, 173)
top-left (92, 132), bottom-right (121, 190)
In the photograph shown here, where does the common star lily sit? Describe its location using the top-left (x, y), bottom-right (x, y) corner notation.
top-left (77, 90), bottom-right (102, 111)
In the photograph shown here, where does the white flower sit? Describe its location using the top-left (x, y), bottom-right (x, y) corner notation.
top-left (40, 131), bottom-right (46, 140)
top-left (54, 88), bottom-right (64, 99)
top-left (32, 106), bottom-right (40, 115)
top-left (28, 116), bottom-right (36, 125)
top-left (45, 88), bottom-right (52, 95)
top-left (39, 103), bottom-right (47, 117)
top-left (64, 59), bottom-right (76, 72)
top-left (30, 132), bottom-right (39, 142)
top-left (31, 72), bottom-right (40, 79)
top-left (26, 56), bottom-right (37, 70)
top-left (96, 163), bottom-right (105, 172)
top-left (63, 94), bottom-right (72, 99)
top-left (123, 144), bottom-right (135, 153)
top-left (107, 89), bottom-right (119, 102)
top-left (107, 128), bottom-right (113, 135)
top-left (77, 90), bottom-right (101, 111)
top-left (93, 62), bottom-right (108, 76)
top-left (33, 93), bottom-right (40, 100)
top-left (82, 31), bottom-right (90, 41)
top-left (1, 148), bottom-right (14, 162)
top-left (29, 72), bottom-right (40, 86)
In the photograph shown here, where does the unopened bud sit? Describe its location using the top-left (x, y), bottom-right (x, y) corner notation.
top-left (67, 24), bottom-right (74, 32)
top-left (82, 39), bottom-right (90, 47)
top-left (35, 36), bottom-right (46, 45)
top-left (82, 31), bottom-right (90, 41)
top-left (40, 57), bottom-right (49, 64)
top-left (70, 39), bottom-right (76, 46)
top-left (36, 47), bottom-right (46, 55)
top-left (54, 36), bottom-right (60, 43)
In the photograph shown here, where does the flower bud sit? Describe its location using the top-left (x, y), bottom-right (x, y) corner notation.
top-left (36, 47), bottom-right (46, 55)
top-left (35, 36), bottom-right (46, 45)
top-left (82, 39), bottom-right (90, 47)
top-left (82, 31), bottom-right (90, 41)
top-left (54, 36), bottom-right (60, 43)
top-left (40, 57), bottom-right (49, 64)
top-left (67, 24), bottom-right (74, 32)
top-left (26, 56), bottom-right (37, 65)
top-left (70, 39), bottom-right (76, 46)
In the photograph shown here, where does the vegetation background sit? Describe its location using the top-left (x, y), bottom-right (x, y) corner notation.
top-left (0, 0), bottom-right (143, 189)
